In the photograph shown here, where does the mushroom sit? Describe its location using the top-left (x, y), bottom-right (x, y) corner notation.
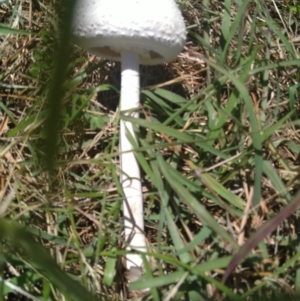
top-left (72, 0), bottom-right (186, 275)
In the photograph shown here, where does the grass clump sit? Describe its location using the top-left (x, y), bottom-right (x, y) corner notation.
top-left (1, 0), bottom-right (300, 300)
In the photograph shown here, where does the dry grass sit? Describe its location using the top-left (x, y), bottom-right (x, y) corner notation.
top-left (1, 0), bottom-right (300, 300)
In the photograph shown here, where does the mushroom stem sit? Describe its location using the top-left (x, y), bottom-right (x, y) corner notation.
top-left (120, 51), bottom-right (146, 271)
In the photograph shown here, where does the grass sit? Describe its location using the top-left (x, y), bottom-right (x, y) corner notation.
top-left (1, 0), bottom-right (300, 300)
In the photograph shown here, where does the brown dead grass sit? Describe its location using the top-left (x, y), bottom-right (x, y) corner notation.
top-left (1, 0), bottom-right (300, 300)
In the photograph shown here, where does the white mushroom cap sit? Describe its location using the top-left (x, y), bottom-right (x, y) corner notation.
top-left (72, 0), bottom-right (186, 65)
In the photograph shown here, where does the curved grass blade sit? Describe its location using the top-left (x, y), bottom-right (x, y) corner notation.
top-left (0, 218), bottom-right (100, 301)
top-left (123, 115), bottom-right (230, 160)
top-left (156, 154), bottom-right (238, 249)
top-left (196, 55), bottom-right (263, 210)
top-left (222, 192), bottom-right (300, 283)
top-left (0, 23), bottom-right (31, 35)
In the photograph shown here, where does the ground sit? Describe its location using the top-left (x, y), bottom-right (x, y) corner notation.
top-left (1, 0), bottom-right (300, 300)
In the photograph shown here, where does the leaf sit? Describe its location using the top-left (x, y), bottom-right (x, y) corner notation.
top-left (103, 248), bottom-right (117, 286)
top-left (0, 23), bottom-right (31, 35)
top-left (262, 160), bottom-right (291, 202)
